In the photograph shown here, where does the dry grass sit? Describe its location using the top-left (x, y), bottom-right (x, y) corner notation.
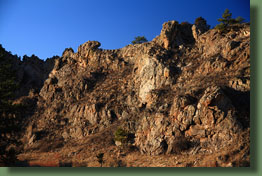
top-left (16, 126), bottom-right (249, 167)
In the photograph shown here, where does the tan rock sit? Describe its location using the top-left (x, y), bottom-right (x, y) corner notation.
top-left (4, 20), bottom-right (249, 160)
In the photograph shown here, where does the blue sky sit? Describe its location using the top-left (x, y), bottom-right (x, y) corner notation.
top-left (0, 0), bottom-right (250, 60)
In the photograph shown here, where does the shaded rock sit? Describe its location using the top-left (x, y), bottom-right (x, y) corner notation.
top-left (229, 77), bottom-right (250, 91)
top-left (227, 40), bottom-right (241, 50)
top-left (62, 131), bottom-right (70, 140)
top-left (135, 114), bottom-right (168, 155)
top-left (192, 19), bottom-right (209, 40)
top-left (70, 127), bottom-right (84, 139)
top-left (169, 95), bottom-right (196, 131)
top-left (185, 125), bottom-right (205, 138)
top-left (2, 20), bottom-right (249, 161)
top-left (154, 21), bottom-right (194, 49)
top-left (196, 55), bottom-right (229, 75)
top-left (188, 86), bottom-right (242, 149)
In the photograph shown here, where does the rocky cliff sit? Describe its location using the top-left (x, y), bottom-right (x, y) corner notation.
top-left (1, 20), bottom-right (250, 167)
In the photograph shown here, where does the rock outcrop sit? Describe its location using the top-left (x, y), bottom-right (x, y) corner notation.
top-left (192, 20), bottom-right (209, 40)
top-left (1, 20), bottom-right (250, 167)
top-left (153, 21), bottom-right (195, 49)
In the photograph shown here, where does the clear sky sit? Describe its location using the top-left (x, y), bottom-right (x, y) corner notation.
top-left (0, 0), bottom-right (250, 60)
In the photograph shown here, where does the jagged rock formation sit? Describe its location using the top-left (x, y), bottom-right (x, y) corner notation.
top-left (192, 20), bottom-right (210, 40)
top-left (153, 21), bottom-right (195, 49)
top-left (1, 20), bottom-right (250, 167)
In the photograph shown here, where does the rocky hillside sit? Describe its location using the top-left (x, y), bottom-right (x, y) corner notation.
top-left (1, 20), bottom-right (250, 167)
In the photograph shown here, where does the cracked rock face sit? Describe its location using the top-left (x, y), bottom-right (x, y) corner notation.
top-left (135, 86), bottom-right (242, 155)
top-left (3, 20), bottom-right (249, 160)
top-left (136, 56), bottom-right (171, 103)
top-left (154, 21), bottom-right (195, 49)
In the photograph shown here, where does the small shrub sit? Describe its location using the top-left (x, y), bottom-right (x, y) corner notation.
top-left (96, 153), bottom-right (104, 167)
top-left (114, 128), bottom-right (128, 144)
top-left (235, 16), bottom-right (245, 24)
top-left (131, 36), bottom-right (148, 44)
top-left (181, 21), bottom-right (190, 25)
top-left (195, 17), bottom-right (205, 25)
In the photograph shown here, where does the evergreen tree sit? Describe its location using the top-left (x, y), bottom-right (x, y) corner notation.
top-left (217, 9), bottom-right (233, 26)
top-left (131, 36), bottom-right (148, 44)
top-left (215, 9), bottom-right (245, 32)
top-left (194, 17), bottom-right (210, 30)
top-left (0, 45), bottom-right (21, 166)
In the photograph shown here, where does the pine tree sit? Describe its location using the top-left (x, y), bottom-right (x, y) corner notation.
top-left (194, 17), bottom-right (210, 30)
top-left (0, 45), bottom-right (21, 166)
top-left (215, 9), bottom-right (245, 32)
top-left (131, 36), bottom-right (148, 44)
top-left (217, 9), bottom-right (233, 26)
